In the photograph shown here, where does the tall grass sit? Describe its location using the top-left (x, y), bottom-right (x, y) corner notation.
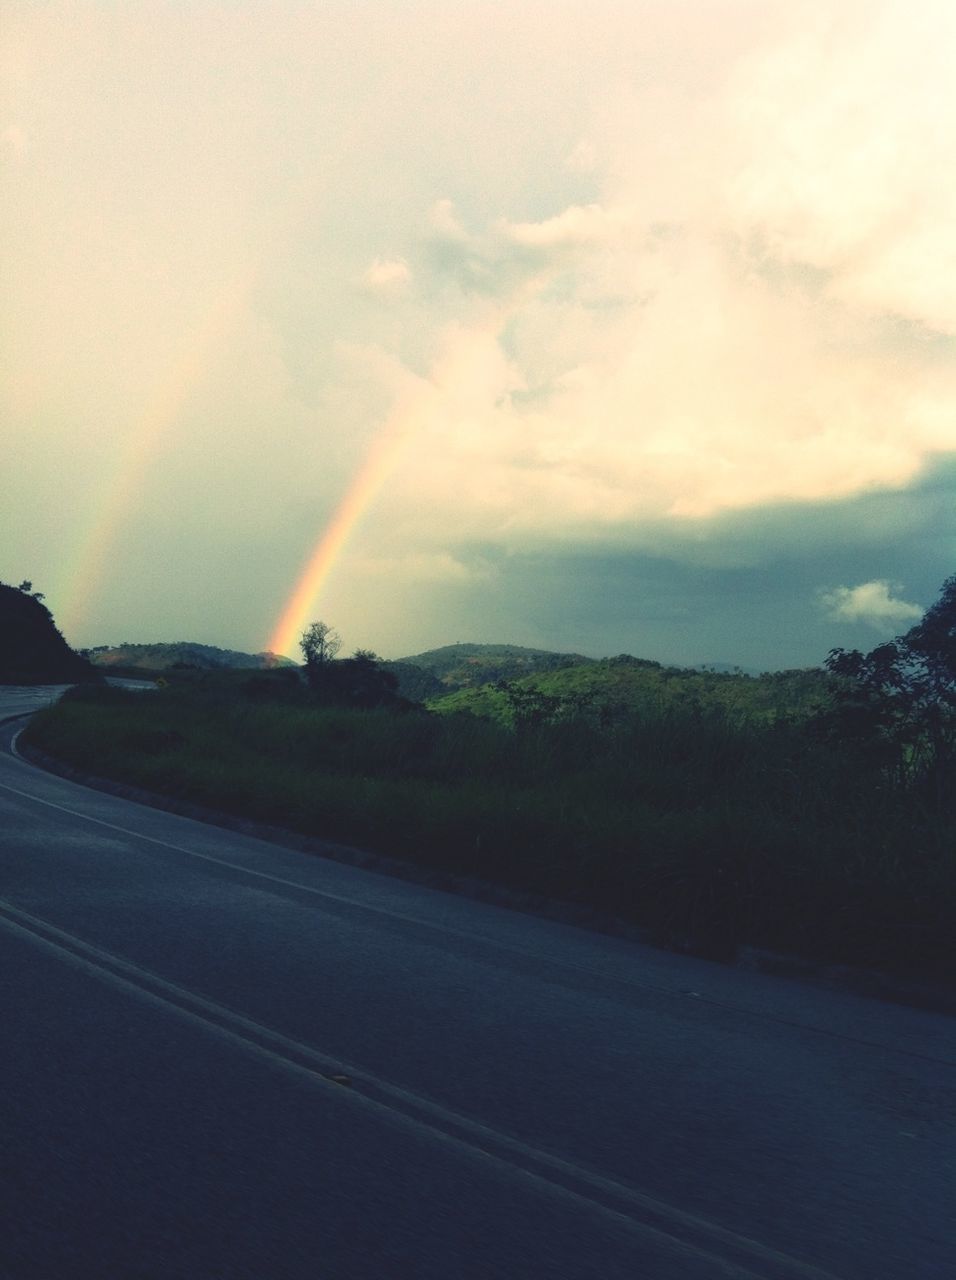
top-left (23, 677), bottom-right (954, 980)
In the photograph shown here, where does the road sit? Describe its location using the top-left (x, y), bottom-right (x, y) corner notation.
top-left (1, 686), bottom-right (954, 1278)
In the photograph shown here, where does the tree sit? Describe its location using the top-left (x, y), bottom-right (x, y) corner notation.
top-left (298, 629), bottom-right (404, 707)
top-left (904, 572), bottom-right (956, 687)
top-left (300, 621), bottom-right (341, 671)
top-left (824, 573), bottom-right (956, 803)
top-left (336, 650), bottom-right (401, 708)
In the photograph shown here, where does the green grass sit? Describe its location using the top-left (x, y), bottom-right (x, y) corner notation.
top-left (22, 674), bottom-right (955, 982)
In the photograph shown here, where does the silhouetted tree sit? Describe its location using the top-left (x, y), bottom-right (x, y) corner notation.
top-left (298, 633), bottom-right (403, 708)
top-left (300, 621), bottom-right (341, 685)
top-left (336, 650), bottom-right (401, 708)
top-left (824, 573), bottom-right (956, 803)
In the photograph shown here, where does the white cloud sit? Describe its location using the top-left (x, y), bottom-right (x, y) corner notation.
top-left (723, 4), bottom-right (956, 334)
top-left (362, 257), bottom-right (411, 294)
top-left (1, 124), bottom-right (28, 158)
top-left (502, 203), bottom-right (626, 250)
top-left (429, 198), bottom-right (469, 243)
top-left (381, 185), bottom-right (954, 543)
top-left (820, 580), bottom-right (923, 629)
top-left (381, 3), bottom-right (956, 545)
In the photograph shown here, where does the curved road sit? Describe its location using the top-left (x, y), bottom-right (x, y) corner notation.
top-left (1, 688), bottom-right (954, 1278)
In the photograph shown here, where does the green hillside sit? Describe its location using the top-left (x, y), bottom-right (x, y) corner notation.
top-left (429, 654), bottom-right (829, 725)
top-left (88, 642), bottom-right (297, 672)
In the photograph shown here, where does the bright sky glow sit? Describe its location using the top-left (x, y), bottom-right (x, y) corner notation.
top-left (3, 1), bottom-right (954, 668)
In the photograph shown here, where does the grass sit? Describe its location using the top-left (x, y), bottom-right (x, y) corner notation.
top-left (21, 672), bottom-right (955, 983)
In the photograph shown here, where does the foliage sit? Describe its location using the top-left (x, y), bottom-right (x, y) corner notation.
top-left (297, 624), bottom-right (406, 707)
top-left (824, 572), bottom-right (956, 805)
top-left (306, 651), bottom-right (403, 709)
top-left (430, 656), bottom-right (831, 728)
top-left (380, 660), bottom-right (445, 703)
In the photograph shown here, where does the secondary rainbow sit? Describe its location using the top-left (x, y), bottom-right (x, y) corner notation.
top-left (58, 270), bottom-right (254, 639)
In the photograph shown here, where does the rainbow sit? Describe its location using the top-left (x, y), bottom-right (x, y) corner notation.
top-left (58, 270), bottom-right (255, 640)
top-left (53, 118), bottom-right (382, 646)
top-left (267, 310), bottom-right (513, 659)
top-left (266, 418), bottom-right (413, 660)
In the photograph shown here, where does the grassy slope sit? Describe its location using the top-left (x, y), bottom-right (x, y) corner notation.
top-left (22, 672), bottom-right (954, 981)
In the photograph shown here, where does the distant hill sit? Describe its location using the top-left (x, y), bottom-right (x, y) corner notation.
top-left (396, 643), bottom-right (595, 692)
top-left (88, 642), bottom-right (297, 672)
top-left (0, 581), bottom-right (98, 684)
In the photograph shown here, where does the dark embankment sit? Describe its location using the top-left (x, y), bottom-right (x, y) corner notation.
top-left (0, 581), bottom-right (98, 685)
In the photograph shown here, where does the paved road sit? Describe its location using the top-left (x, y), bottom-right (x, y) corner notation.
top-left (1, 689), bottom-right (954, 1278)
top-left (0, 684), bottom-right (74, 719)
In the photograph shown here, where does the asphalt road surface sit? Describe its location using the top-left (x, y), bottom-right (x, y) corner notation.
top-left (1, 687), bottom-right (954, 1278)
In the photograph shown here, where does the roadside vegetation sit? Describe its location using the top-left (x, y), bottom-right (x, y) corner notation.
top-left (21, 573), bottom-right (956, 984)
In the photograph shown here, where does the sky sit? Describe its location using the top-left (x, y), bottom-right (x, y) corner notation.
top-left (3, 0), bottom-right (954, 670)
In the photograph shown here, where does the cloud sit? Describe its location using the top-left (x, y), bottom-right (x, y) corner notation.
top-left (421, 199), bottom-right (628, 299)
top-left (391, 3), bottom-right (956, 551)
top-left (1, 125), bottom-right (29, 159)
top-left (723, 4), bottom-right (956, 334)
top-left (5, 0), bottom-right (955, 666)
top-left (501, 203), bottom-right (626, 250)
top-left (382, 194), bottom-right (955, 546)
top-left (361, 257), bottom-right (411, 294)
top-left (819, 580), bottom-right (923, 630)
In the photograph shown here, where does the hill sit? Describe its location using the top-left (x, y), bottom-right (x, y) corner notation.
top-left (396, 642), bottom-right (594, 691)
top-left (88, 642), bottom-right (296, 672)
top-left (0, 581), bottom-right (98, 684)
